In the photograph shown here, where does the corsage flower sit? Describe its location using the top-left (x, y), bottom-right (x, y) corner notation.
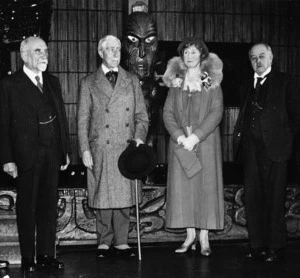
top-left (201, 71), bottom-right (212, 89)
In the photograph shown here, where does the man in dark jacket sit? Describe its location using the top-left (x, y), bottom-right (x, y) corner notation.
top-left (233, 42), bottom-right (300, 262)
top-left (0, 36), bottom-right (71, 272)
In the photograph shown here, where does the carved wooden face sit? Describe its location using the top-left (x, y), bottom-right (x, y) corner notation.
top-left (123, 12), bottom-right (158, 79)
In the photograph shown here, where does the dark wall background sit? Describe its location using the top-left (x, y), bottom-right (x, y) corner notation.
top-left (8, 0), bottom-right (300, 165)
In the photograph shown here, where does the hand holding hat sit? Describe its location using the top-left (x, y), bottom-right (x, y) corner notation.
top-left (118, 141), bottom-right (157, 180)
top-left (134, 138), bottom-right (144, 147)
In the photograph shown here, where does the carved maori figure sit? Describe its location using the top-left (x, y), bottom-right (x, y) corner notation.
top-left (122, 2), bottom-right (167, 154)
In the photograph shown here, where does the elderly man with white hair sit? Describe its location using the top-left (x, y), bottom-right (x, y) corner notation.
top-left (77, 35), bottom-right (149, 258)
top-left (0, 36), bottom-right (70, 272)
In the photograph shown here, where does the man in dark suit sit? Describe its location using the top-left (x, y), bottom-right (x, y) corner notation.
top-left (0, 36), bottom-right (71, 272)
top-left (234, 42), bottom-right (300, 262)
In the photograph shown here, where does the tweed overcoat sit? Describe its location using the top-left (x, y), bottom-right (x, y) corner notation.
top-left (162, 54), bottom-right (224, 229)
top-left (77, 65), bottom-right (149, 209)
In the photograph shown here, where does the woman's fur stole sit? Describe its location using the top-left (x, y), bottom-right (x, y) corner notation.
top-left (162, 53), bottom-right (223, 90)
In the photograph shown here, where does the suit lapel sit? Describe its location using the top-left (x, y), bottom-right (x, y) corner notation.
top-left (108, 67), bottom-right (131, 106)
top-left (17, 71), bottom-right (42, 110)
top-left (265, 71), bottom-right (280, 104)
top-left (94, 67), bottom-right (114, 98)
top-left (42, 73), bottom-right (61, 111)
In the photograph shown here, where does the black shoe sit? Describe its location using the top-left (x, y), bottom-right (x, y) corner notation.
top-left (21, 257), bottom-right (36, 272)
top-left (246, 247), bottom-right (266, 260)
top-left (265, 249), bottom-right (280, 262)
top-left (0, 260), bottom-right (9, 269)
top-left (97, 248), bottom-right (111, 258)
top-left (113, 247), bottom-right (136, 258)
top-left (36, 255), bottom-right (64, 269)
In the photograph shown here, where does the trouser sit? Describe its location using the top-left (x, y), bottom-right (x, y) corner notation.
top-left (16, 144), bottom-right (61, 259)
top-left (243, 140), bottom-right (287, 249)
top-left (96, 208), bottom-right (130, 247)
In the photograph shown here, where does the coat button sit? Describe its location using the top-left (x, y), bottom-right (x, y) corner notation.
top-left (106, 124), bottom-right (109, 128)
top-left (126, 108), bottom-right (129, 111)
top-left (125, 123), bottom-right (129, 127)
top-left (106, 108), bottom-right (109, 113)
top-left (107, 140), bottom-right (110, 144)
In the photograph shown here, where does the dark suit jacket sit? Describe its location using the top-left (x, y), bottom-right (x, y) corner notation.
top-left (233, 70), bottom-right (300, 162)
top-left (0, 70), bottom-right (71, 171)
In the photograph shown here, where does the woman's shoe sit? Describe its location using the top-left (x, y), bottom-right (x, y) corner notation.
top-left (199, 230), bottom-right (211, 257)
top-left (175, 238), bottom-right (197, 253)
top-left (200, 246), bottom-right (212, 257)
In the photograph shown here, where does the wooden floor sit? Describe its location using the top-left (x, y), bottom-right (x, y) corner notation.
top-left (2, 241), bottom-right (300, 278)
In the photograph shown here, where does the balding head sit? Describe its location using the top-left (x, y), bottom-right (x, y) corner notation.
top-left (20, 36), bottom-right (48, 74)
top-left (249, 43), bottom-right (273, 75)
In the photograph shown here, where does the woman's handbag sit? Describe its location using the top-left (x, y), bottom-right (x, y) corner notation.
top-left (174, 145), bottom-right (202, 179)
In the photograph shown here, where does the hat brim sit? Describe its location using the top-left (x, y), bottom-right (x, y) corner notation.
top-left (118, 143), bottom-right (157, 180)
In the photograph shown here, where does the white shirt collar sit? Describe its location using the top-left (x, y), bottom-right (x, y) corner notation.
top-left (101, 63), bottom-right (118, 75)
top-left (254, 67), bottom-right (271, 87)
top-left (23, 65), bottom-right (43, 85)
top-left (254, 66), bottom-right (271, 80)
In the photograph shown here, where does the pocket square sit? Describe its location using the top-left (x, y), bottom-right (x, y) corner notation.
top-left (174, 146), bottom-right (202, 179)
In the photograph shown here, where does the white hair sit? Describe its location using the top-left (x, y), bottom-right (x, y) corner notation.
top-left (98, 35), bottom-right (121, 52)
top-left (20, 36), bottom-right (45, 53)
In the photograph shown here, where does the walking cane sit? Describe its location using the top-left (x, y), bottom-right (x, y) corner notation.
top-left (118, 142), bottom-right (157, 261)
top-left (135, 179), bottom-right (142, 260)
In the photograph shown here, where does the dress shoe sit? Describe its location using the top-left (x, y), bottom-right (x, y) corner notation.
top-left (175, 238), bottom-right (197, 253)
top-left (36, 255), bottom-right (64, 269)
top-left (245, 247), bottom-right (266, 260)
top-left (264, 249), bottom-right (279, 262)
top-left (0, 260), bottom-right (9, 269)
top-left (97, 248), bottom-right (111, 258)
top-left (21, 257), bottom-right (36, 272)
top-left (113, 247), bottom-right (136, 257)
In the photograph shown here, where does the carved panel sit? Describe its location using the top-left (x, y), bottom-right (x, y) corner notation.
top-left (1, 185), bottom-right (300, 246)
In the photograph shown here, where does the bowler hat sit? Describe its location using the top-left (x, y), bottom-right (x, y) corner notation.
top-left (118, 141), bottom-right (157, 180)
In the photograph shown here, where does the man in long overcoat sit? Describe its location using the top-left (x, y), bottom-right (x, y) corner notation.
top-left (77, 35), bottom-right (149, 257)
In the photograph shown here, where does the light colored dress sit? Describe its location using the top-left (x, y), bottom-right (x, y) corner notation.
top-left (163, 84), bottom-right (224, 230)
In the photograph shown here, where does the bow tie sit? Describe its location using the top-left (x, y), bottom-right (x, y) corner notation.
top-left (106, 71), bottom-right (118, 88)
top-left (106, 71), bottom-right (118, 78)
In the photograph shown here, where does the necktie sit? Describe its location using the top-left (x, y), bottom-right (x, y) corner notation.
top-left (35, 76), bottom-right (43, 93)
top-left (255, 77), bottom-right (263, 93)
top-left (106, 71), bottom-right (118, 88)
top-left (253, 77), bottom-right (264, 109)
